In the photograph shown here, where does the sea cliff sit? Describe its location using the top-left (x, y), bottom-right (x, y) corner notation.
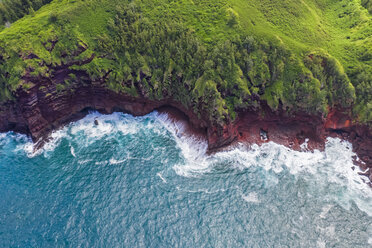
top-left (0, 0), bottom-right (371, 184)
top-left (0, 66), bottom-right (371, 184)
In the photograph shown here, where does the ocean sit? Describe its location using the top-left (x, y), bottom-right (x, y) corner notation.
top-left (0, 111), bottom-right (371, 247)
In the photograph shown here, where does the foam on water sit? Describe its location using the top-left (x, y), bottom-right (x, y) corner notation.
top-left (154, 112), bottom-right (210, 177)
top-left (0, 111), bottom-right (371, 246)
top-left (148, 111), bottom-right (371, 215)
top-left (0, 112), bottom-right (372, 215)
top-left (157, 172), bottom-right (167, 183)
top-left (17, 112), bottom-right (143, 158)
top-left (2, 111), bottom-right (372, 216)
top-left (70, 145), bottom-right (76, 157)
top-left (177, 138), bottom-right (372, 215)
top-left (319, 204), bottom-right (333, 219)
top-left (242, 192), bottom-right (261, 203)
top-left (156, 112), bottom-right (371, 215)
top-left (109, 158), bottom-right (126, 165)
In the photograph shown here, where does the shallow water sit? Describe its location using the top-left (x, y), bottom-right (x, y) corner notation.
top-left (0, 112), bottom-right (371, 247)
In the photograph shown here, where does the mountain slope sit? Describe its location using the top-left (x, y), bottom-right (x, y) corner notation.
top-left (0, 0), bottom-right (371, 123)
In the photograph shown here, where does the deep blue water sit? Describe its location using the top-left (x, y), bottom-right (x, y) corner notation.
top-left (0, 112), bottom-right (371, 247)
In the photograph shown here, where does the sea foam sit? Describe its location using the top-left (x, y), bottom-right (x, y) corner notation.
top-left (1, 111), bottom-right (371, 215)
top-left (149, 112), bottom-right (372, 215)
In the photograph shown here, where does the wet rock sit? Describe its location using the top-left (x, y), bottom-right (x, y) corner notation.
top-left (0, 61), bottom-right (371, 185)
top-left (260, 129), bottom-right (268, 141)
top-left (350, 131), bottom-right (357, 140)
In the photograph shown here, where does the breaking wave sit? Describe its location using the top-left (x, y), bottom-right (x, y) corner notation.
top-left (7, 111), bottom-right (372, 215)
top-left (0, 111), bottom-right (371, 247)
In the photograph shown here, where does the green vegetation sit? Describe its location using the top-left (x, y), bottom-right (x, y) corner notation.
top-left (0, 0), bottom-right (371, 125)
top-left (0, 0), bottom-right (52, 27)
top-left (362, 0), bottom-right (372, 14)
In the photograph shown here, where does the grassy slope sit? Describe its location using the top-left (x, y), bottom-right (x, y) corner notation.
top-left (231, 0), bottom-right (371, 65)
top-left (134, 0), bottom-right (371, 67)
top-left (0, 0), bottom-right (371, 121)
top-left (4, 0), bottom-right (369, 62)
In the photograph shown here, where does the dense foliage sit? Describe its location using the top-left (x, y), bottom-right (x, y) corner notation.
top-left (0, 0), bottom-right (52, 27)
top-left (91, 3), bottom-right (356, 123)
top-left (362, 0), bottom-right (372, 14)
top-left (0, 0), bottom-right (370, 125)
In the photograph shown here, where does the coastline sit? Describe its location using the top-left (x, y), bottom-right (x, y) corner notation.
top-left (160, 104), bottom-right (372, 185)
top-left (0, 81), bottom-right (371, 185)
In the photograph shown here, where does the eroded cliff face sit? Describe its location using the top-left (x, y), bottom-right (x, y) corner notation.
top-left (0, 48), bottom-right (371, 184)
top-left (0, 101), bottom-right (28, 135)
top-left (1, 80), bottom-right (209, 145)
top-left (324, 109), bottom-right (372, 174)
top-left (233, 107), bottom-right (372, 184)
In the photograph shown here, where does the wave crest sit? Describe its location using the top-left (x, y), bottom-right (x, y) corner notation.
top-left (0, 111), bottom-right (370, 215)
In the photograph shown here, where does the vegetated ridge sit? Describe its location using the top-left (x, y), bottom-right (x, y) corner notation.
top-left (0, 0), bottom-right (371, 180)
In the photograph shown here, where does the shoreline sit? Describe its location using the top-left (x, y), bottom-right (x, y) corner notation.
top-left (1, 103), bottom-right (371, 186)
top-left (158, 105), bottom-right (372, 186)
top-left (0, 81), bottom-right (371, 185)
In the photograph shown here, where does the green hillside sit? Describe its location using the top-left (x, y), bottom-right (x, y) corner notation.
top-left (0, 0), bottom-right (371, 124)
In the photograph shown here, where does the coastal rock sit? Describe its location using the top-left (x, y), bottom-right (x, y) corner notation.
top-left (0, 61), bottom-right (371, 180)
top-left (207, 123), bottom-right (239, 152)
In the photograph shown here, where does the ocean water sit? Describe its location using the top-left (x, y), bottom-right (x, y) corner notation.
top-left (0, 112), bottom-right (371, 247)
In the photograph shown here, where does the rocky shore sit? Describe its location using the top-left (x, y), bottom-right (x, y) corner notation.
top-left (0, 61), bottom-right (371, 184)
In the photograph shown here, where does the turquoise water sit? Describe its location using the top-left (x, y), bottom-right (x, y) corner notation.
top-left (0, 112), bottom-right (371, 247)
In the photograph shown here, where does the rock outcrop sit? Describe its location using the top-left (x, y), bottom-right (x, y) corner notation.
top-left (0, 51), bottom-right (371, 184)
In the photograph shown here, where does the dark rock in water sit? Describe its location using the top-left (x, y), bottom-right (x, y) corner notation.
top-left (358, 168), bottom-right (370, 177)
top-left (94, 119), bottom-right (99, 126)
top-left (260, 129), bottom-right (268, 141)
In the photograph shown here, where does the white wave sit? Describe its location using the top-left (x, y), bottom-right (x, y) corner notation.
top-left (0, 132), bottom-right (7, 141)
top-left (157, 172), bottom-right (167, 183)
top-left (15, 112), bottom-right (142, 156)
top-left (70, 146), bottom-right (76, 157)
top-left (153, 112), bottom-right (209, 178)
top-left (69, 112), bottom-right (139, 143)
top-left (317, 224), bottom-right (336, 238)
top-left (78, 159), bottom-right (92, 165)
top-left (316, 239), bottom-right (326, 248)
top-left (95, 161), bottom-right (108, 165)
top-left (61, 112), bottom-right (370, 216)
top-left (300, 138), bottom-right (309, 151)
top-left (109, 158), bottom-right (125, 165)
top-left (19, 128), bottom-right (68, 158)
top-left (319, 204), bottom-right (333, 219)
top-left (175, 186), bottom-right (231, 194)
top-left (0, 132), bottom-right (31, 150)
top-left (172, 135), bottom-right (372, 215)
top-left (3, 111), bottom-right (371, 216)
top-left (242, 192), bottom-right (260, 203)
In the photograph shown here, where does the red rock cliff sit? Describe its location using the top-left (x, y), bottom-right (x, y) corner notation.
top-left (0, 55), bottom-right (371, 184)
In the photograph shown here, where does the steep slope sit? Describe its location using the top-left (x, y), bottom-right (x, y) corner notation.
top-left (0, 0), bottom-right (371, 121)
top-left (0, 0), bottom-right (371, 175)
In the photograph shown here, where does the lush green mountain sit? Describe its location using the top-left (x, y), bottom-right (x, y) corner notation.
top-left (0, 0), bottom-right (371, 124)
top-left (0, 0), bottom-right (52, 26)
